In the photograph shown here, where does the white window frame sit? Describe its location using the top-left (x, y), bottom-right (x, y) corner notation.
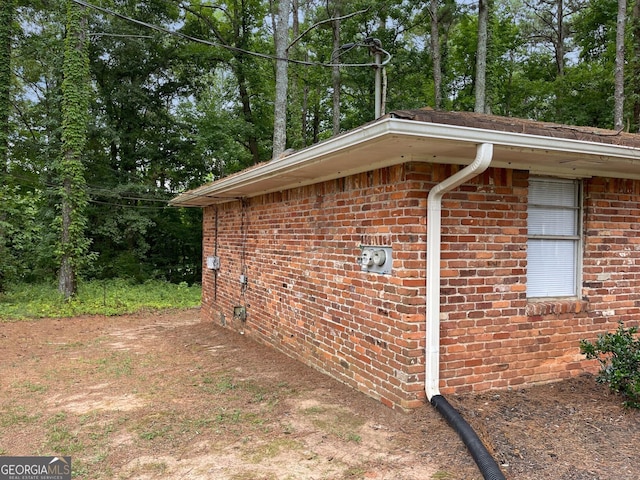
top-left (526, 177), bottom-right (582, 299)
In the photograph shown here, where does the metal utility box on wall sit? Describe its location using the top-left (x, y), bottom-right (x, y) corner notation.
top-left (358, 246), bottom-right (392, 274)
top-left (233, 306), bottom-right (246, 321)
top-left (206, 256), bottom-right (221, 270)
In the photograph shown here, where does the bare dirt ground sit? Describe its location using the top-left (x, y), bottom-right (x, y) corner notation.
top-left (1, 308), bottom-right (639, 480)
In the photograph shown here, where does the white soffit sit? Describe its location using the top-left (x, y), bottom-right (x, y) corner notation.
top-left (170, 118), bottom-right (640, 207)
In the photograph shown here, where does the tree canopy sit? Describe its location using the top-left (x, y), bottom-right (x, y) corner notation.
top-left (2, 0), bottom-right (637, 287)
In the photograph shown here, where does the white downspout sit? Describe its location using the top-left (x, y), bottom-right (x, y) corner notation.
top-left (425, 143), bottom-right (494, 400)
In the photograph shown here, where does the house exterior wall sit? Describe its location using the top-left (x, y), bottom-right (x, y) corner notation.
top-left (201, 162), bottom-right (639, 410)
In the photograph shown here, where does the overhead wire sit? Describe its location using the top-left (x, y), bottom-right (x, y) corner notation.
top-left (88, 198), bottom-right (172, 210)
top-left (72, 0), bottom-right (392, 68)
top-left (5, 171), bottom-right (179, 209)
top-left (17, 1), bottom-right (393, 204)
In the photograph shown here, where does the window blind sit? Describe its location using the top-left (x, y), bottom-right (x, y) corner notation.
top-left (527, 178), bottom-right (580, 298)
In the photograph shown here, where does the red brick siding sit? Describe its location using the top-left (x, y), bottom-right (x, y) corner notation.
top-left (438, 168), bottom-right (529, 393)
top-left (203, 164), bottom-right (428, 409)
top-left (201, 163), bottom-right (640, 410)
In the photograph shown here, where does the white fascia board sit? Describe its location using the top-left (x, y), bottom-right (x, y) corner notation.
top-left (169, 121), bottom-right (397, 206)
top-left (388, 118), bottom-right (640, 160)
top-left (170, 118), bottom-right (640, 206)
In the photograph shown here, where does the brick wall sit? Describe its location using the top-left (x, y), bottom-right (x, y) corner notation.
top-left (203, 164), bottom-right (428, 410)
top-left (201, 163), bottom-right (640, 410)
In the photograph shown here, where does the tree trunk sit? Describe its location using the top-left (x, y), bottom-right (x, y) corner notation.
top-left (475, 0), bottom-right (488, 114)
top-left (331, 1), bottom-right (341, 136)
top-left (555, 0), bottom-right (564, 77)
top-left (302, 54), bottom-right (309, 145)
top-left (236, 63), bottom-right (260, 163)
top-left (0, 0), bottom-right (12, 174)
top-left (292, 0), bottom-right (299, 36)
top-left (614, 0), bottom-right (627, 130)
top-left (633, 0), bottom-right (640, 130)
top-left (430, 0), bottom-right (443, 110)
top-left (59, 178), bottom-right (76, 297)
top-left (58, 0), bottom-right (90, 300)
top-left (0, 0), bottom-right (14, 293)
top-left (272, 0), bottom-right (290, 159)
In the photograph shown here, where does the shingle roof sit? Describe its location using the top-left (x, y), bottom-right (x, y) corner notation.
top-left (389, 109), bottom-right (640, 147)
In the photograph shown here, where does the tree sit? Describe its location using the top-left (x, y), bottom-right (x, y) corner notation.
top-left (0, 0), bottom-right (13, 174)
top-left (632, 0), bottom-right (640, 129)
top-left (330, 0), bottom-right (342, 134)
top-left (521, 0), bottom-right (574, 77)
top-left (57, 0), bottom-right (91, 299)
top-left (8, 0), bottom-right (640, 290)
top-left (182, 0), bottom-right (271, 164)
top-left (430, 0), bottom-right (443, 109)
top-left (573, 0), bottom-right (622, 127)
top-left (475, 0), bottom-right (489, 113)
top-left (614, 0), bottom-right (626, 129)
top-left (0, 0), bottom-right (15, 292)
top-left (272, 0), bottom-right (290, 158)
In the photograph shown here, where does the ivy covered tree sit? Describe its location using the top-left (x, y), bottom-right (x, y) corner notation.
top-left (0, 0), bottom-right (12, 172)
top-left (57, 0), bottom-right (91, 299)
top-left (0, 0), bottom-right (15, 292)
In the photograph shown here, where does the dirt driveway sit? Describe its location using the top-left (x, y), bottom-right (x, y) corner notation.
top-left (1, 309), bottom-right (639, 479)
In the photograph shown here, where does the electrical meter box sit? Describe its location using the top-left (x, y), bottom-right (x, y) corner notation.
top-left (206, 256), bottom-right (221, 270)
top-left (357, 246), bottom-right (392, 274)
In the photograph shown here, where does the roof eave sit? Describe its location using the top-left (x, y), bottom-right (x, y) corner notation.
top-left (170, 117), bottom-right (640, 207)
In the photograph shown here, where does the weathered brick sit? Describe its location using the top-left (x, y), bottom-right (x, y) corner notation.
top-left (200, 166), bottom-right (640, 409)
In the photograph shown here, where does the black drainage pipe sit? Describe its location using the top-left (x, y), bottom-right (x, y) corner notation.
top-left (431, 394), bottom-right (506, 480)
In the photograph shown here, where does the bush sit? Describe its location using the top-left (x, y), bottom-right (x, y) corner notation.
top-left (580, 322), bottom-right (640, 408)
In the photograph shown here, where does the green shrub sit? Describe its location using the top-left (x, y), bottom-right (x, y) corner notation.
top-left (580, 322), bottom-right (640, 408)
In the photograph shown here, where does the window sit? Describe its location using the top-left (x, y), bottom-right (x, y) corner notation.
top-left (527, 178), bottom-right (581, 298)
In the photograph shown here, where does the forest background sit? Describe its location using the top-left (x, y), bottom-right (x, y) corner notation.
top-left (0, 0), bottom-right (637, 299)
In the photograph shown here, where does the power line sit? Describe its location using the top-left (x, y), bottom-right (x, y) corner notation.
top-left (5, 171), bottom-right (178, 205)
top-left (88, 198), bottom-right (171, 210)
top-left (72, 0), bottom-right (391, 68)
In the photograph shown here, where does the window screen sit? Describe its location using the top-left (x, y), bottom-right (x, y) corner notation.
top-left (527, 178), bottom-right (580, 298)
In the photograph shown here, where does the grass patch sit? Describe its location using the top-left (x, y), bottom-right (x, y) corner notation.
top-left (343, 466), bottom-right (367, 477)
top-left (95, 352), bottom-right (134, 377)
top-left (0, 405), bottom-right (41, 427)
top-left (431, 472), bottom-right (456, 479)
top-left (243, 438), bottom-right (302, 463)
top-left (0, 279), bottom-right (201, 320)
top-left (13, 380), bottom-right (48, 393)
top-left (302, 406), bottom-right (365, 442)
top-left (45, 413), bottom-right (84, 455)
top-left (198, 374), bottom-right (283, 408)
top-left (134, 407), bottom-right (264, 444)
top-left (230, 472), bottom-right (278, 480)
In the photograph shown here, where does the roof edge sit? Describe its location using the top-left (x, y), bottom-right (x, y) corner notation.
top-left (170, 115), bottom-right (640, 207)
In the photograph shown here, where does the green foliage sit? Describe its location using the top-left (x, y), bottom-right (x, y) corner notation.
top-left (56, 0), bottom-right (92, 297)
top-left (0, 185), bottom-right (55, 283)
top-left (0, 279), bottom-right (201, 320)
top-left (0, 0), bottom-right (13, 165)
top-left (4, 0), bottom-right (640, 291)
top-left (580, 322), bottom-right (640, 408)
top-left (0, 0), bottom-right (15, 293)
top-left (573, 0), bottom-right (618, 62)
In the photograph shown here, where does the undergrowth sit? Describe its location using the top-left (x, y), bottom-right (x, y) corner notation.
top-left (580, 322), bottom-right (640, 409)
top-left (0, 279), bottom-right (201, 320)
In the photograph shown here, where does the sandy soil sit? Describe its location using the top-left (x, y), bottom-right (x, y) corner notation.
top-left (1, 309), bottom-right (639, 479)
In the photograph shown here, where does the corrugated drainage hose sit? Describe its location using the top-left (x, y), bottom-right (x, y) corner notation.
top-left (431, 394), bottom-right (506, 480)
